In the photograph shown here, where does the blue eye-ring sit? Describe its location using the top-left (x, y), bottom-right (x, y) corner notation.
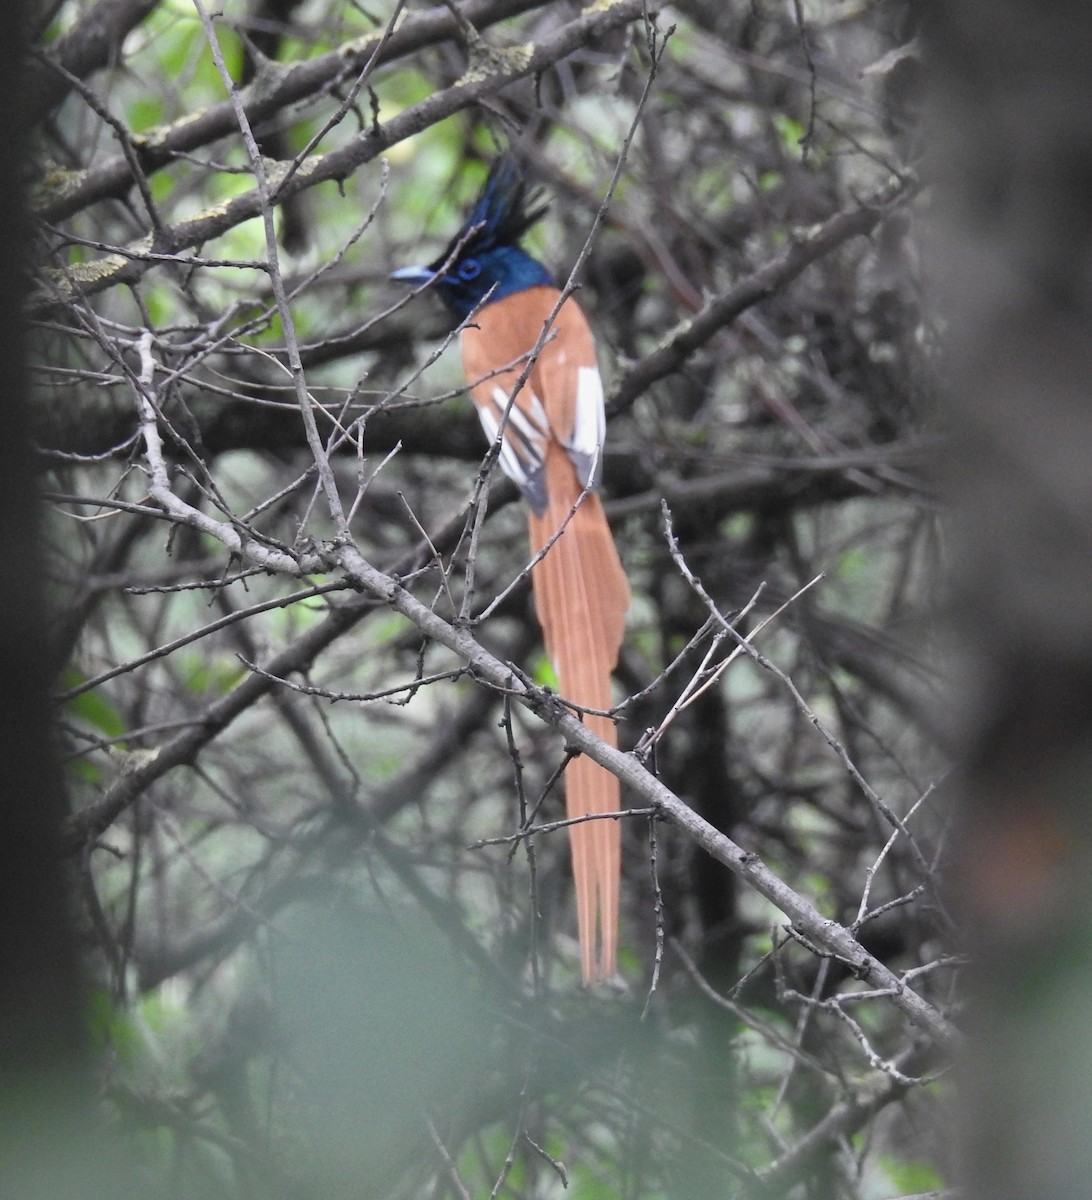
top-left (457, 259), bottom-right (482, 280)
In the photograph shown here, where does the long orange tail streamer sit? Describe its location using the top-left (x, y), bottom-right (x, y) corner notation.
top-left (528, 442), bottom-right (629, 982)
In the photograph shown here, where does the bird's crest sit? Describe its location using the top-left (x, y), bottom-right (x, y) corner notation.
top-left (431, 153), bottom-right (548, 270)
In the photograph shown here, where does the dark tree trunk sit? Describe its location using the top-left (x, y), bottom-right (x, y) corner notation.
top-left (0, 0), bottom-right (92, 1187)
top-left (926, 2), bottom-right (1092, 1194)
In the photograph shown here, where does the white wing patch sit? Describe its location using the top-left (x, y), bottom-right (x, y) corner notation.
top-left (561, 365), bottom-right (606, 490)
top-left (475, 384), bottom-right (551, 514)
top-left (493, 385), bottom-right (550, 451)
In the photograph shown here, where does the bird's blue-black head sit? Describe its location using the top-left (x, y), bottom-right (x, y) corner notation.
top-left (392, 155), bottom-right (555, 321)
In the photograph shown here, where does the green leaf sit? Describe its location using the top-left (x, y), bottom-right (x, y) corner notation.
top-left (181, 653), bottom-right (245, 695)
top-left (156, 12), bottom-right (200, 80)
top-left (86, 989), bottom-right (140, 1066)
top-left (531, 651), bottom-right (558, 690)
top-left (570, 1164), bottom-right (623, 1200)
top-left (774, 113), bottom-right (807, 154)
top-left (881, 1154), bottom-right (944, 1194)
top-left (63, 672), bottom-right (125, 738)
top-left (836, 544), bottom-right (868, 582)
top-left (66, 757), bottom-right (103, 786)
top-left (142, 281), bottom-right (173, 327)
top-left (127, 96), bottom-right (163, 133)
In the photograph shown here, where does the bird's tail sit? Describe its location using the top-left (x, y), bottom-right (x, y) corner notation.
top-left (528, 442), bottom-right (629, 983)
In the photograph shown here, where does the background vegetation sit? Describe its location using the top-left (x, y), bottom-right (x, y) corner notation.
top-left (22, 1), bottom-right (957, 1196)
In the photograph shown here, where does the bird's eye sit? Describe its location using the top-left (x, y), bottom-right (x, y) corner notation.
top-left (457, 259), bottom-right (482, 280)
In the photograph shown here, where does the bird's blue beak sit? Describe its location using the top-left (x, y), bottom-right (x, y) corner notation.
top-left (390, 265), bottom-right (437, 286)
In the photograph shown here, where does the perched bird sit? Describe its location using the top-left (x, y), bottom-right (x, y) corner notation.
top-left (392, 155), bottom-right (630, 983)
